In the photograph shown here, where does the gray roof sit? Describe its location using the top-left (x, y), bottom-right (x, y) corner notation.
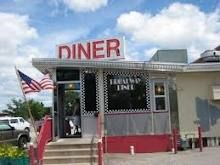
top-left (32, 58), bottom-right (220, 74)
top-left (150, 49), bottom-right (188, 63)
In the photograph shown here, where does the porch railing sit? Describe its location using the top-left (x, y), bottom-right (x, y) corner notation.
top-left (96, 113), bottom-right (103, 165)
top-left (37, 115), bottom-right (53, 164)
top-left (96, 112), bottom-right (102, 139)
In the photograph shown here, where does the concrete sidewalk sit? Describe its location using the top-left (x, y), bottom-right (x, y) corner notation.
top-left (104, 147), bottom-right (220, 165)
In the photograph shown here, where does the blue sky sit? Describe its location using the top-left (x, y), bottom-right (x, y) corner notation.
top-left (0, 0), bottom-right (219, 110)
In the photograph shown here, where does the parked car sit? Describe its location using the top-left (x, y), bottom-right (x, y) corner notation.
top-left (0, 117), bottom-right (30, 132)
top-left (0, 123), bottom-right (30, 148)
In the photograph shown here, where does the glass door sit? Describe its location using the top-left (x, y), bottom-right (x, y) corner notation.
top-left (58, 82), bottom-right (82, 138)
top-left (63, 82), bottom-right (81, 138)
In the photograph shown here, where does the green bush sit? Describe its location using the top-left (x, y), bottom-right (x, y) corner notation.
top-left (0, 144), bottom-right (29, 165)
top-left (0, 144), bottom-right (27, 158)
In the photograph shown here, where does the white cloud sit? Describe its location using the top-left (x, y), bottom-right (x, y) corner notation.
top-left (0, 13), bottom-right (37, 51)
top-left (0, 12), bottom-right (90, 111)
top-left (0, 13), bottom-right (38, 73)
top-left (38, 28), bottom-right (90, 58)
top-left (117, 3), bottom-right (220, 61)
top-left (0, 12), bottom-right (49, 110)
top-left (63, 0), bottom-right (108, 12)
top-left (27, 91), bottom-right (53, 108)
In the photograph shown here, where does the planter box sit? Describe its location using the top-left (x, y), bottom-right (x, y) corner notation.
top-left (0, 157), bottom-right (29, 165)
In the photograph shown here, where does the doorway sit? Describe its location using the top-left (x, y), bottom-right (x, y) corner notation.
top-left (58, 82), bottom-right (82, 138)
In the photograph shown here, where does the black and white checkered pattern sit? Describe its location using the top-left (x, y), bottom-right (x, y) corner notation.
top-left (103, 69), bottom-right (151, 114)
top-left (81, 69), bottom-right (151, 115)
top-left (80, 69), bottom-right (100, 116)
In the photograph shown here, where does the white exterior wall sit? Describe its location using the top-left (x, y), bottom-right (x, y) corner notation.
top-left (176, 72), bottom-right (220, 138)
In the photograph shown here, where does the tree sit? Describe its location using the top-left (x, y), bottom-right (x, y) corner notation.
top-left (64, 90), bottom-right (79, 116)
top-left (3, 98), bottom-right (49, 120)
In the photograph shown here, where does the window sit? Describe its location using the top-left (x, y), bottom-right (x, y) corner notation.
top-left (19, 118), bottom-right (25, 123)
top-left (84, 73), bottom-right (97, 112)
top-left (10, 119), bottom-right (18, 124)
top-left (64, 83), bottom-right (80, 90)
top-left (0, 120), bottom-right (9, 124)
top-left (57, 69), bottom-right (79, 81)
top-left (154, 82), bottom-right (166, 111)
top-left (106, 74), bottom-right (148, 111)
top-left (0, 124), bottom-right (11, 130)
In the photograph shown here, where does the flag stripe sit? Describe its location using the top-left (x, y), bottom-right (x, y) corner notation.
top-left (39, 74), bottom-right (54, 90)
top-left (31, 81), bottom-right (41, 90)
top-left (18, 70), bottom-right (41, 94)
top-left (41, 84), bottom-right (53, 88)
top-left (22, 81), bottom-right (40, 93)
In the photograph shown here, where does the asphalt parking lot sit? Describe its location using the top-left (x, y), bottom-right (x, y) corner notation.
top-left (104, 147), bottom-right (220, 165)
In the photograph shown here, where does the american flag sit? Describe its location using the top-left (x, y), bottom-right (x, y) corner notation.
top-left (40, 74), bottom-right (54, 90)
top-left (17, 70), bottom-right (41, 94)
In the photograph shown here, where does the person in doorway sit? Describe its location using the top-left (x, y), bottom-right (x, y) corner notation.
top-left (72, 98), bottom-right (81, 135)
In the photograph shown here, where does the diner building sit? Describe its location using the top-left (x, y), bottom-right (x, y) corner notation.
top-left (32, 37), bottom-right (220, 153)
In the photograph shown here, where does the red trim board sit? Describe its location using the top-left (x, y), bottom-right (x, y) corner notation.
top-left (103, 134), bottom-right (172, 153)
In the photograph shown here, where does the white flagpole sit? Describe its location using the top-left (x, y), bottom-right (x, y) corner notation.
top-left (14, 66), bottom-right (38, 142)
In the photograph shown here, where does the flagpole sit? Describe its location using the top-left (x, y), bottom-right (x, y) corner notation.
top-left (14, 66), bottom-right (38, 143)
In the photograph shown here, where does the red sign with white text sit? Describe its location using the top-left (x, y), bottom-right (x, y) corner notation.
top-left (57, 37), bottom-right (125, 60)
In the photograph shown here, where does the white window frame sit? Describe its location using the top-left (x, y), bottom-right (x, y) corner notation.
top-left (153, 80), bottom-right (168, 112)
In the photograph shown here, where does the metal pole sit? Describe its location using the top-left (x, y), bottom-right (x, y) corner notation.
top-left (98, 139), bottom-right (103, 165)
top-left (97, 69), bottom-right (105, 164)
top-left (172, 128), bottom-right (177, 154)
top-left (167, 80), bottom-right (172, 135)
top-left (98, 69), bottom-right (105, 137)
top-left (51, 69), bottom-right (56, 141)
top-left (151, 80), bottom-right (155, 134)
top-left (15, 67), bottom-right (38, 141)
top-left (198, 126), bottom-right (203, 152)
top-left (104, 129), bottom-right (108, 153)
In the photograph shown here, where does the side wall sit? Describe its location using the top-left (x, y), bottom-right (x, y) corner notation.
top-left (102, 71), bottom-right (172, 153)
top-left (176, 72), bottom-right (220, 138)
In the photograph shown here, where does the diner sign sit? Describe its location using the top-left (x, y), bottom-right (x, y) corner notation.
top-left (109, 77), bottom-right (142, 91)
top-left (57, 36), bottom-right (125, 60)
top-left (106, 74), bottom-right (147, 110)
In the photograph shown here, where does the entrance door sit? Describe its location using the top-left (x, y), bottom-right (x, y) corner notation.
top-left (58, 82), bottom-right (82, 138)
